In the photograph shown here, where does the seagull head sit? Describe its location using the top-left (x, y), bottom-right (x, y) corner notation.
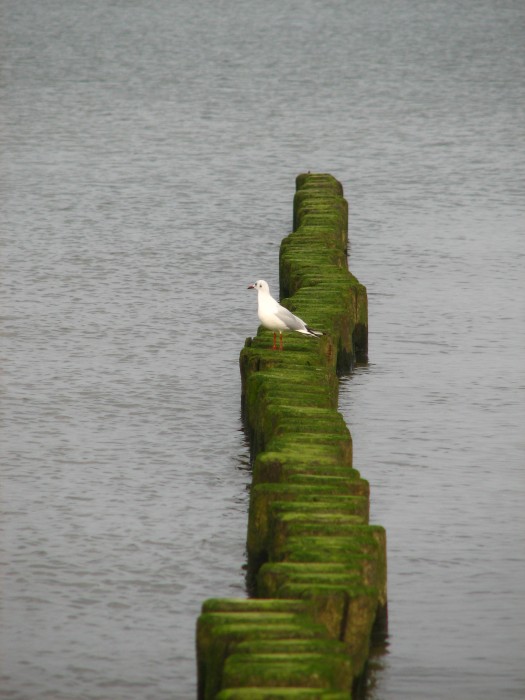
top-left (247, 280), bottom-right (270, 294)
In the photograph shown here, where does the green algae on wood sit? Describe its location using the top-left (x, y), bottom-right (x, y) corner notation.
top-left (198, 174), bottom-right (384, 698)
top-left (277, 582), bottom-right (379, 677)
top-left (197, 610), bottom-right (331, 700)
top-left (222, 651), bottom-right (353, 691)
top-left (252, 453), bottom-right (363, 486)
top-left (201, 598), bottom-right (312, 615)
top-left (233, 637), bottom-right (350, 656)
top-left (216, 689), bottom-right (351, 700)
top-left (257, 562), bottom-right (365, 598)
top-left (247, 483), bottom-right (370, 568)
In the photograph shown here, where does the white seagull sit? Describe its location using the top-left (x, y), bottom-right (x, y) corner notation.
top-left (247, 279), bottom-right (323, 350)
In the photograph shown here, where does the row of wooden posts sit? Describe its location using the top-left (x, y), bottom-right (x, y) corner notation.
top-left (196, 173), bottom-right (387, 699)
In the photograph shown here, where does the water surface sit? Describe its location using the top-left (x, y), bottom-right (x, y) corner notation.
top-left (1, 0), bottom-right (524, 698)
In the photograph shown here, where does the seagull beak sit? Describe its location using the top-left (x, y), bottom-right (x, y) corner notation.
top-left (247, 283), bottom-right (255, 289)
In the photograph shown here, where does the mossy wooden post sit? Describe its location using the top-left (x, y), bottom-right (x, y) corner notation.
top-left (197, 174), bottom-right (386, 698)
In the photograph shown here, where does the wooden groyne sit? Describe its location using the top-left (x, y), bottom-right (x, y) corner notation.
top-left (196, 174), bottom-right (387, 699)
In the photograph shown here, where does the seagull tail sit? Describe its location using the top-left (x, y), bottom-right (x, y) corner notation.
top-left (305, 325), bottom-right (324, 338)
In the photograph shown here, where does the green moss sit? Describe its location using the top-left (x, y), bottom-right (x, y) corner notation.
top-left (253, 406), bottom-right (352, 442)
top-left (234, 637), bottom-right (348, 656)
top-left (271, 515), bottom-right (376, 562)
top-left (197, 613), bottom-right (331, 700)
top-left (264, 435), bottom-right (352, 466)
top-left (247, 369), bottom-right (337, 393)
top-left (222, 651), bottom-right (352, 690)
top-left (293, 195), bottom-right (349, 235)
top-left (269, 525), bottom-right (386, 607)
top-left (247, 435), bottom-right (352, 468)
top-left (277, 186), bottom-right (369, 370)
top-left (285, 474), bottom-right (369, 499)
top-left (247, 485), bottom-right (369, 567)
top-left (216, 689), bottom-right (351, 700)
top-left (257, 562), bottom-right (364, 598)
top-left (276, 536), bottom-right (383, 596)
top-left (249, 386), bottom-right (335, 411)
top-left (277, 582), bottom-right (378, 676)
top-left (252, 453), bottom-right (361, 486)
top-left (240, 343), bottom-right (331, 385)
top-left (270, 494), bottom-right (367, 511)
top-left (201, 599), bottom-right (310, 615)
top-left (295, 172), bottom-right (344, 196)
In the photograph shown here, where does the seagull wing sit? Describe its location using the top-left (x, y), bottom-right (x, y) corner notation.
top-left (274, 306), bottom-right (307, 332)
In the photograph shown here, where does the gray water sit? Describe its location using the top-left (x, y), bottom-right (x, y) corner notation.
top-left (1, 1), bottom-right (524, 698)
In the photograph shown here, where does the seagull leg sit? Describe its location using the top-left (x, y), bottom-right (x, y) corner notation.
top-left (279, 332), bottom-right (283, 351)
top-left (272, 332), bottom-right (277, 351)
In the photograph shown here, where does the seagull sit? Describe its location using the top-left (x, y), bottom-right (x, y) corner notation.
top-left (247, 279), bottom-right (323, 350)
